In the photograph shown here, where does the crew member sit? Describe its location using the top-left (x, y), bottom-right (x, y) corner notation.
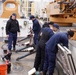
top-left (37, 22), bottom-right (49, 41)
top-left (34, 22), bottom-right (59, 72)
top-left (30, 15), bottom-right (41, 45)
top-left (43, 30), bottom-right (74, 75)
top-left (6, 13), bottom-right (20, 51)
top-left (37, 22), bottom-right (59, 41)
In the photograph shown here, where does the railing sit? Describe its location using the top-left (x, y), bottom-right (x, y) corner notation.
top-left (57, 44), bottom-right (76, 75)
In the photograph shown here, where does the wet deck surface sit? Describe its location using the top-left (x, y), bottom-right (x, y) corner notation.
top-left (0, 26), bottom-right (76, 75)
top-left (0, 37), bottom-right (35, 75)
top-left (0, 40), bottom-right (76, 75)
top-left (0, 37), bottom-right (60, 75)
top-left (9, 52), bottom-right (35, 75)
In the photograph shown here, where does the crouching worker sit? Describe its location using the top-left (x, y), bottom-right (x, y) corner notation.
top-left (43, 30), bottom-right (74, 75)
top-left (34, 22), bottom-right (59, 73)
top-left (6, 13), bottom-right (20, 52)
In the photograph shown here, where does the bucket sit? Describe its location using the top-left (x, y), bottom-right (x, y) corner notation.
top-left (0, 64), bottom-right (7, 75)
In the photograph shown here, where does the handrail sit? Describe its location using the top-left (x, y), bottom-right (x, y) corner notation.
top-left (57, 44), bottom-right (76, 75)
top-left (64, 47), bottom-right (76, 75)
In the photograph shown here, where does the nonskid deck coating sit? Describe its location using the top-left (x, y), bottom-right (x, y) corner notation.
top-left (0, 25), bottom-right (76, 75)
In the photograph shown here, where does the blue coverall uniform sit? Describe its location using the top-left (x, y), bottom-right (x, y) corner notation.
top-left (32, 19), bottom-right (41, 45)
top-left (34, 27), bottom-right (54, 71)
top-left (43, 32), bottom-right (68, 75)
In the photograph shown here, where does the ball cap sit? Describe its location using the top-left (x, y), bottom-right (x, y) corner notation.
top-left (29, 15), bottom-right (35, 20)
top-left (12, 13), bottom-right (17, 17)
top-left (54, 23), bottom-right (59, 29)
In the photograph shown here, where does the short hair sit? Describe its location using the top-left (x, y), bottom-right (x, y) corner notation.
top-left (67, 30), bottom-right (74, 37)
top-left (48, 22), bottom-right (54, 25)
top-left (42, 22), bottom-right (49, 28)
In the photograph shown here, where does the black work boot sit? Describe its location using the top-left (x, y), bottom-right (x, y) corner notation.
top-left (13, 45), bottom-right (16, 51)
top-left (13, 48), bottom-right (16, 51)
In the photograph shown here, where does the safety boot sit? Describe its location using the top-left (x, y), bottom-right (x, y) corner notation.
top-left (13, 46), bottom-right (16, 52)
top-left (13, 48), bottom-right (16, 51)
top-left (13, 44), bottom-right (16, 51)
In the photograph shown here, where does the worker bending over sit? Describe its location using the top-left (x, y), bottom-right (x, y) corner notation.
top-left (34, 22), bottom-right (59, 73)
top-left (43, 30), bottom-right (74, 75)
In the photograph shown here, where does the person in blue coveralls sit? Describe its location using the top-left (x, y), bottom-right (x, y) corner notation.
top-left (30, 15), bottom-right (41, 45)
top-left (6, 13), bottom-right (20, 51)
top-left (34, 22), bottom-right (59, 73)
top-left (37, 22), bottom-right (50, 41)
top-left (37, 22), bottom-right (59, 41)
top-left (43, 30), bottom-right (74, 75)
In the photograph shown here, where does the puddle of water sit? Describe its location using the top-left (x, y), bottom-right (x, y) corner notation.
top-left (11, 62), bottom-right (24, 73)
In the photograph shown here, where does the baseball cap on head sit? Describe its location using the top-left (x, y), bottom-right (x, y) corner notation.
top-left (54, 23), bottom-right (59, 29)
top-left (29, 15), bottom-right (35, 20)
top-left (12, 13), bottom-right (17, 17)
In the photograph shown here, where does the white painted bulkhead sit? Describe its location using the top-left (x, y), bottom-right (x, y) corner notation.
top-left (0, 18), bottom-right (32, 37)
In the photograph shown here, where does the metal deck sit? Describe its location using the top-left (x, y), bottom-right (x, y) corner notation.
top-left (0, 25), bottom-right (76, 75)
